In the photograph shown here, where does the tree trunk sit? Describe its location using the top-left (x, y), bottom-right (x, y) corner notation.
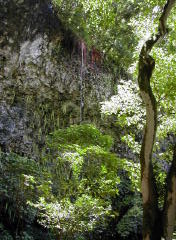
top-left (138, 48), bottom-right (162, 240)
top-left (137, 1), bottom-right (176, 239)
top-left (163, 143), bottom-right (176, 240)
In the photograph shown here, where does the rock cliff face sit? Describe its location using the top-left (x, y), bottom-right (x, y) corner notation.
top-left (0, 0), bottom-right (114, 158)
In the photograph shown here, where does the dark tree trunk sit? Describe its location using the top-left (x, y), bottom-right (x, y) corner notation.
top-left (163, 143), bottom-right (176, 240)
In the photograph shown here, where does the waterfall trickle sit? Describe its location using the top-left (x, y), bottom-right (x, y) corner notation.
top-left (80, 41), bottom-right (86, 123)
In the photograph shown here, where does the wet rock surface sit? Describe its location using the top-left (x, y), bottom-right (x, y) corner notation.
top-left (0, 0), bottom-right (114, 158)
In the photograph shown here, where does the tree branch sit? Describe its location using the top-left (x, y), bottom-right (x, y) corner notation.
top-left (140, 0), bottom-right (176, 57)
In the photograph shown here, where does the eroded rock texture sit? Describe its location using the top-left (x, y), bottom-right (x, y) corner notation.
top-left (0, 0), bottom-right (114, 157)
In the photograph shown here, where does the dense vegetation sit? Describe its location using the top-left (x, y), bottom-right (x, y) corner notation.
top-left (0, 125), bottom-right (142, 240)
top-left (1, 0), bottom-right (176, 239)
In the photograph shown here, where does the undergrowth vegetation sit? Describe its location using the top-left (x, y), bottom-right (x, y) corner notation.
top-left (0, 124), bottom-right (142, 240)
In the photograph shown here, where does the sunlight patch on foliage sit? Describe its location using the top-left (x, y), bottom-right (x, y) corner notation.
top-left (101, 80), bottom-right (145, 130)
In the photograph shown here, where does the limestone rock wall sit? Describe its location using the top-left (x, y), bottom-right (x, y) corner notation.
top-left (0, 0), bottom-right (114, 158)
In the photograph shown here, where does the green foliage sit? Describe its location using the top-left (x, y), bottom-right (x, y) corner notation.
top-left (0, 152), bottom-right (53, 240)
top-left (0, 223), bottom-right (13, 240)
top-left (150, 45), bottom-right (176, 142)
top-left (37, 124), bottom-right (121, 237)
top-left (0, 152), bottom-right (52, 203)
top-left (52, 0), bottom-right (138, 69)
top-left (47, 124), bottom-right (113, 150)
top-left (101, 79), bottom-right (144, 156)
top-left (29, 124), bottom-right (139, 239)
top-left (33, 195), bottom-right (111, 238)
top-left (116, 194), bottom-right (142, 239)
